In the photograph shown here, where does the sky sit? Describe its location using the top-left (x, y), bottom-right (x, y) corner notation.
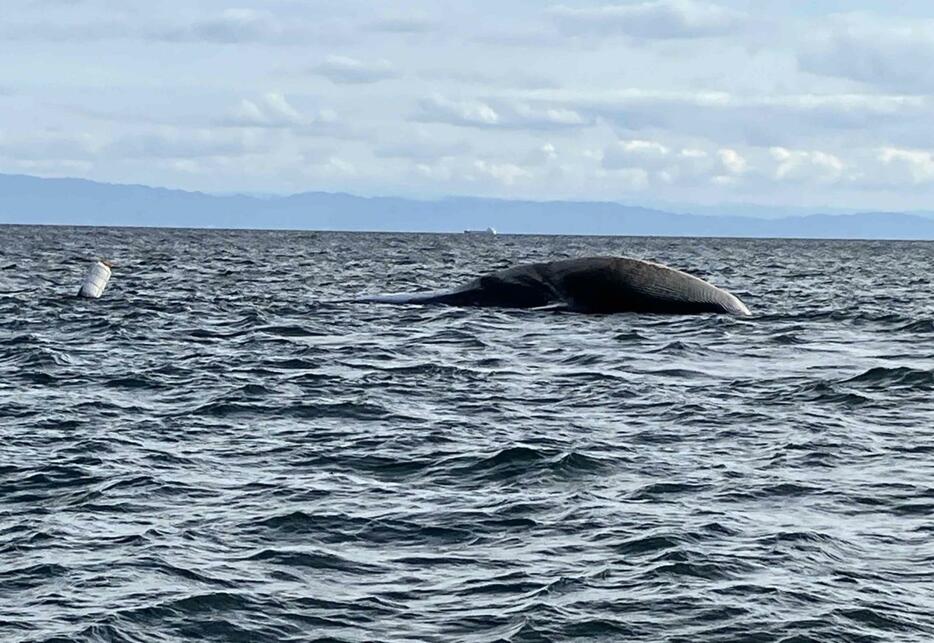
top-left (2, 0), bottom-right (934, 212)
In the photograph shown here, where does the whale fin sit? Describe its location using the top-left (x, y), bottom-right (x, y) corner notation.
top-left (529, 303), bottom-right (571, 312)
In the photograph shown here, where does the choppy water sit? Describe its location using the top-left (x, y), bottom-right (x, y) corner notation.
top-left (2, 225), bottom-right (933, 642)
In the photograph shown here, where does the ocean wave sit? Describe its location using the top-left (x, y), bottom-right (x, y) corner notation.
top-left (3, 227), bottom-right (933, 642)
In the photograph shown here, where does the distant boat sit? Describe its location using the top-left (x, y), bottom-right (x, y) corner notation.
top-left (464, 227), bottom-right (497, 235)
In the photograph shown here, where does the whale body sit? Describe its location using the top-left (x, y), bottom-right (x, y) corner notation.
top-left (359, 256), bottom-right (750, 316)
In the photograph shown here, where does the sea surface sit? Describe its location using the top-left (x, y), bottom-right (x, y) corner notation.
top-left (1, 225), bottom-right (933, 642)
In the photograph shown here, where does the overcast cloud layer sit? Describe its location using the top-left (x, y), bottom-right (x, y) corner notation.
top-left (2, 0), bottom-right (934, 211)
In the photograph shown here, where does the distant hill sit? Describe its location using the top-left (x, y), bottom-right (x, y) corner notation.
top-left (2, 173), bottom-right (934, 240)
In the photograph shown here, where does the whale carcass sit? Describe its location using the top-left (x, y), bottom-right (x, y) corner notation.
top-left (358, 256), bottom-right (750, 316)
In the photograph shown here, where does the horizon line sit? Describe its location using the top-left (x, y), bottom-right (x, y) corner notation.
top-left (3, 220), bottom-right (934, 244)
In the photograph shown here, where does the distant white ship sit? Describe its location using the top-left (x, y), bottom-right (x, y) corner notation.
top-left (464, 227), bottom-right (497, 235)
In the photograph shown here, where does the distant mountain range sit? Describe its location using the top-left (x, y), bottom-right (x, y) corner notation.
top-left (2, 172), bottom-right (934, 240)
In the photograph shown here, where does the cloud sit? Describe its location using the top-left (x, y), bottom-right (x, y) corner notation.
top-left (415, 94), bottom-right (592, 130)
top-left (875, 147), bottom-right (934, 185)
top-left (718, 148), bottom-right (747, 175)
top-left (660, 148), bottom-right (721, 184)
top-left (603, 139), bottom-right (670, 170)
top-left (548, 0), bottom-right (748, 40)
top-left (601, 138), bottom-right (750, 186)
top-left (798, 14), bottom-right (934, 91)
top-left (220, 93), bottom-right (336, 129)
top-left (317, 157), bottom-right (358, 177)
top-left (511, 103), bottom-right (589, 127)
top-left (471, 160), bottom-right (532, 185)
top-left (8, 2), bottom-right (934, 209)
top-left (552, 89), bottom-right (932, 148)
top-left (412, 156), bottom-right (537, 188)
top-left (312, 55), bottom-right (399, 84)
top-left (416, 95), bottom-right (500, 126)
top-left (769, 147), bottom-right (845, 184)
top-left (229, 93), bottom-right (301, 127)
top-left (526, 143), bottom-right (559, 165)
top-left (593, 139), bottom-right (921, 194)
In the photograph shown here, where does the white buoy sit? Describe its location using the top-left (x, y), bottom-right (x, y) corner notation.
top-left (78, 260), bottom-right (112, 298)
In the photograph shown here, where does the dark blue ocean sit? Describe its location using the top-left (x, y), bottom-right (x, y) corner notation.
top-left (1, 225), bottom-right (933, 642)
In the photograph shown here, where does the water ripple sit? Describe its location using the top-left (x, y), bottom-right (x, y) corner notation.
top-left (1, 228), bottom-right (933, 642)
